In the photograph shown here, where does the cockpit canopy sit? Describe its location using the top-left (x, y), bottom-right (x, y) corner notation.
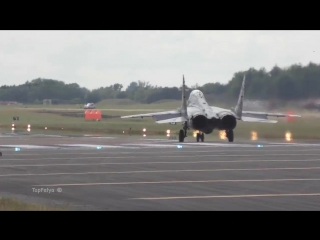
top-left (188, 90), bottom-right (207, 106)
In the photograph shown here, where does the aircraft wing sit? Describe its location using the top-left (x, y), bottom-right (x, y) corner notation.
top-left (241, 116), bottom-right (278, 123)
top-left (242, 111), bottom-right (301, 118)
top-left (120, 110), bottom-right (187, 123)
top-left (240, 111), bottom-right (301, 123)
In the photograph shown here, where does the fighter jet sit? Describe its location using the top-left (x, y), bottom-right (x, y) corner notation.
top-left (120, 75), bottom-right (301, 142)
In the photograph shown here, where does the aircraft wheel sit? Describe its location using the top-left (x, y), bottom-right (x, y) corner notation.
top-left (200, 133), bottom-right (204, 142)
top-left (196, 133), bottom-right (200, 142)
top-left (226, 130), bottom-right (234, 142)
top-left (179, 130), bottom-right (185, 142)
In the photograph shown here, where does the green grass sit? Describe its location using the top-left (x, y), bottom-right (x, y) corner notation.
top-left (0, 102), bottom-right (319, 140)
top-left (0, 107), bottom-right (180, 135)
top-left (11, 99), bottom-right (182, 110)
top-left (230, 118), bottom-right (320, 140)
top-left (0, 197), bottom-right (67, 211)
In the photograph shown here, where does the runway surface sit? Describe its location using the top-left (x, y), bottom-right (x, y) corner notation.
top-left (1, 133), bottom-right (320, 210)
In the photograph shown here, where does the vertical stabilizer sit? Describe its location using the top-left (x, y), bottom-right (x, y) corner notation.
top-left (233, 75), bottom-right (245, 119)
top-left (181, 75), bottom-right (188, 118)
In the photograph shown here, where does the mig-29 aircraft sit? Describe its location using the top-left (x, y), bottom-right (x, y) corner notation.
top-left (120, 75), bottom-right (301, 142)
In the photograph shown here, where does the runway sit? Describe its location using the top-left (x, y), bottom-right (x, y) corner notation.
top-left (1, 133), bottom-right (320, 210)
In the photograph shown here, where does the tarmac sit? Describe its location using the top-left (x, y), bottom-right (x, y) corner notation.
top-left (1, 133), bottom-right (320, 210)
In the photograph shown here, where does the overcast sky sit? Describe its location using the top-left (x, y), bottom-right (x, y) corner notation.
top-left (1, 30), bottom-right (319, 90)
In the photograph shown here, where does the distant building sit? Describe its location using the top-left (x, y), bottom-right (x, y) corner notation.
top-left (0, 101), bottom-right (18, 105)
top-left (43, 99), bottom-right (52, 105)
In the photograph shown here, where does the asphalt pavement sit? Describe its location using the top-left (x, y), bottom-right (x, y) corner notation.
top-left (1, 134), bottom-right (320, 210)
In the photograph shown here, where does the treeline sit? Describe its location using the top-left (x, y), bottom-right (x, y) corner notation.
top-left (1, 62), bottom-right (320, 104)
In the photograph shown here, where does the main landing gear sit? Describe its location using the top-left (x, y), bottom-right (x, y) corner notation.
top-left (226, 129), bottom-right (234, 142)
top-left (178, 124), bottom-right (234, 143)
top-left (179, 129), bottom-right (204, 143)
top-left (178, 122), bottom-right (188, 142)
top-left (178, 122), bottom-right (205, 143)
top-left (196, 132), bottom-right (204, 142)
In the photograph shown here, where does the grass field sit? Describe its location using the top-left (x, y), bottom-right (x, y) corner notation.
top-left (12, 99), bottom-right (183, 110)
top-left (1, 99), bottom-right (320, 140)
top-left (0, 197), bottom-right (67, 211)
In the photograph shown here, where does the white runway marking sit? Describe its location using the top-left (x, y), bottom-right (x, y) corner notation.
top-left (269, 142), bottom-right (320, 146)
top-left (174, 142), bottom-right (320, 147)
top-left (1, 153), bottom-right (320, 162)
top-left (74, 142), bottom-right (320, 148)
top-left (30, 134), bottom-right (64, 137)
top-left (33, 178), bottom-right (320, 187)
top-left (174, 142), bottom-right (254, 147)
top-left (139, 139), bottom-right (177, 141)
top-left (117, 142), bottom-right (320, 148)
top-left (0, 145), bottom-right (58, 149)
top-left (123, 142), bottom-right (256, 147)
top-left (121, 143), bottom-right (181, 148)
top-left (56, 144), bottom-right (139, 149)
top-left (1, 142), bottom-right (320, 150)
top-left (130, 193), bottom-right (320, 200)
top-left (3, 158), bottom-right (320, 167)
top-left (0, 156), bottom-right (136, 161)
top-left (2, 166), bottom-right (320, 177)
top-left (1, 154), bottom-right (320, 162)
top-left (83, 137), bottom-right (117, 139)
top-left (1, 148), bottom-right (320, 157)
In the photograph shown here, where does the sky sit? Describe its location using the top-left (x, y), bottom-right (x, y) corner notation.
top-left (1, 30), bottom-right (320, 90)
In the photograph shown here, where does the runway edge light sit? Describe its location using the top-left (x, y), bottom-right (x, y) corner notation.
top-left (15, 147), bottom-right (21, 151)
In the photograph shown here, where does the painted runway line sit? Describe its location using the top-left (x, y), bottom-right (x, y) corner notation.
top-left (83, 136), bottom-right (117, 139)
top-left (3, 158), bottom-right (320, 167)
top-left (29, 134), bottom-right (65, 137)
top-left (55, 144), bottom-right (139, 149)
top-left (120, 143), bottom-right (184, 148)
top-left (33, 178), bottom-right (320, 187)
top-left (2, 166), bottom-right (320, 177)
top-left (130, 193), bottom-right (320, 200)
top-left (1, 153), bottom-right (320, 162)
top-left (1, 141), bottom-right (320, 150)
top-left (0, 145), bottom-right (59, 149)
